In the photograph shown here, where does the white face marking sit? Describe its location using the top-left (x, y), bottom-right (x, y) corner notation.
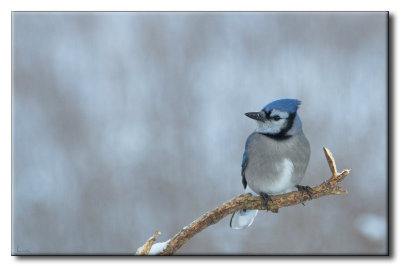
top-left (267, 158), bottom-right (294, 194)
top-left (270, 109), bottom-right (289, 119)
top-left (256, 109), bottom-right (289, 134)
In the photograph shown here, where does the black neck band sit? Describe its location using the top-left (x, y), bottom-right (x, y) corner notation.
top-left (260, 133), bottom-right (292, 140)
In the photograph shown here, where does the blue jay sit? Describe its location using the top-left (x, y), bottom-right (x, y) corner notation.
top-left (230, 99), bottom-right (311, 230)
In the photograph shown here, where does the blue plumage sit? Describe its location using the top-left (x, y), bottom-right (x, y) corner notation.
top-left (263, 98), bottom-right (301, 114)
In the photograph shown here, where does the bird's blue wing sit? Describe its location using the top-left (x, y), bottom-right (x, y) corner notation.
top-left (241, 151), bottom-right (248, 189)
top-left (241, 134), bottom-right (252, 189)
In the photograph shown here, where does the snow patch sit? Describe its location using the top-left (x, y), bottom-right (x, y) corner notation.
top-left (136, 232), bottom-right (163, 255)
top-left (148, 239), bottom-right (171, 255)
top-left (354, 213), bottom-right (387, 243)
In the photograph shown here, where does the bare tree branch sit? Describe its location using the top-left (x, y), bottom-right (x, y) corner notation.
top-left (136, 147), bottom-right (350, 255)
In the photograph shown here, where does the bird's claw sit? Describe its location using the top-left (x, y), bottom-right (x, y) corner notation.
top-left (260, 192), bottom-right (273, 211)
top-left (296, 185), bottom-right (313, 200)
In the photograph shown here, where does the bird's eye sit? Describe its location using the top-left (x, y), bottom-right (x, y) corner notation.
top-left (272, 115), bottom-right (281, 121)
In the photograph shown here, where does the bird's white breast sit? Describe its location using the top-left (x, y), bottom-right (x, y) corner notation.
top-left (266, 158), bottom-right (294, 194)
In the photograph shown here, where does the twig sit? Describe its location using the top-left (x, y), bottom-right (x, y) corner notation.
top-left (136, 147), bottom-right (350, 255)
top-left (136, 231), bottom-right (161, 255)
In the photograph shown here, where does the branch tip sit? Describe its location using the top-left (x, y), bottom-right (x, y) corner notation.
top-left (323, 147), bottom-right (338, 175)
top-left (136, 230), bottom-right (161, 255)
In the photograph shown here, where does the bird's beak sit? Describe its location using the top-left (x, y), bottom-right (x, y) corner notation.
top-left (245, 112), bottom-right (265, 122)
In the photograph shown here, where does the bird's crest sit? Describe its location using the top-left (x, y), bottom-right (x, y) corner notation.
top-left (263, 99), bottom-right (301, 114)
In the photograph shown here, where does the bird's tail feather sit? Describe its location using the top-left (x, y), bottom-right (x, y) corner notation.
top-left (230, 209), bottom-right (258, 229)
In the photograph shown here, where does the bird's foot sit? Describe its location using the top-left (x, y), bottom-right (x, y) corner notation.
top-left (296, 185), bottom-right (313, 200)
top-left (260, 192), bottom-right (273, 211)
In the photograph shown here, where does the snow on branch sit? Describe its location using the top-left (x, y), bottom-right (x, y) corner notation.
top-left (136, 147), bottom-right (350, 255)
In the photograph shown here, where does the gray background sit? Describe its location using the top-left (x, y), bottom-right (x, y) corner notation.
top-left (12, 12), bottom-right (388, 255)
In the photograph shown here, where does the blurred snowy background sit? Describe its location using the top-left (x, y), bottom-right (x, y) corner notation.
top-left (12, 12), bottom-right (388, 255)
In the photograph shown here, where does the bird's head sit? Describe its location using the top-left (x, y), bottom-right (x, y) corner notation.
top-left (245, 99), bottom-right (303, 138)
